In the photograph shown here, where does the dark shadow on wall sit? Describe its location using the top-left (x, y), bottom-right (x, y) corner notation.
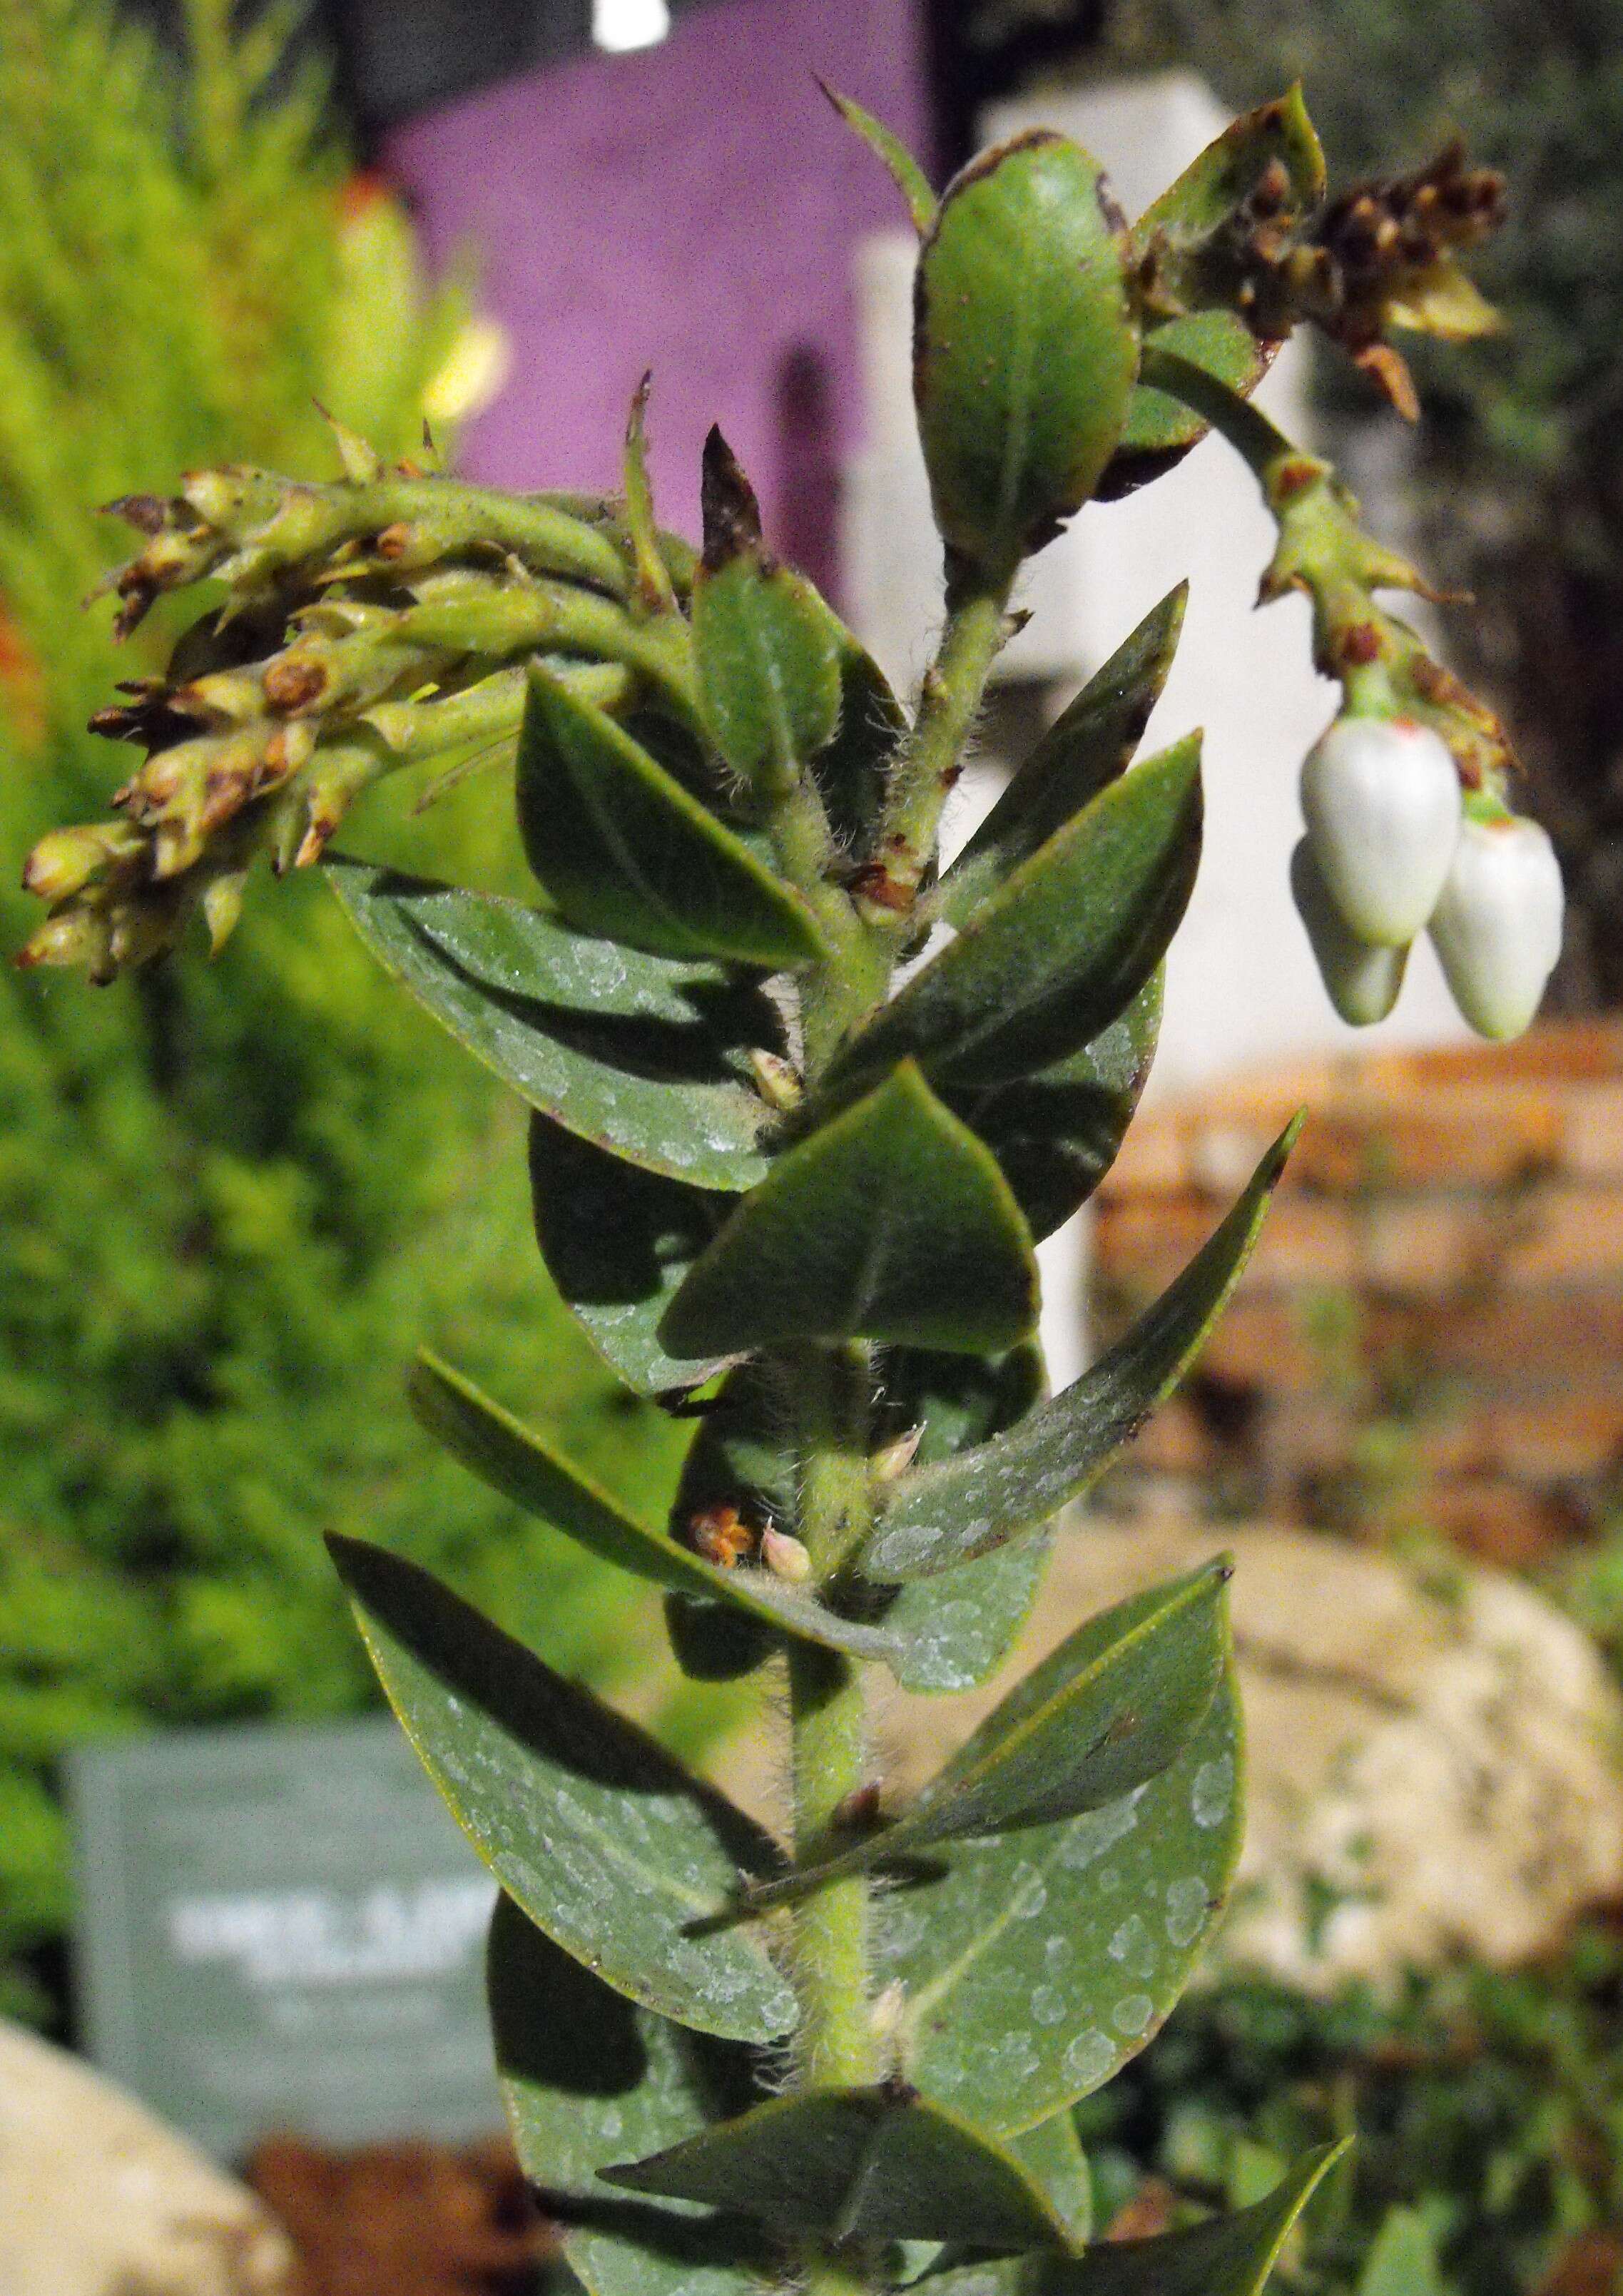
top-left (773, 343), bottom-right (841, 601)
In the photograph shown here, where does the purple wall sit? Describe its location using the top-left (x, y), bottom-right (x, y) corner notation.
top-left (386, 0), bottom-right (930, 597)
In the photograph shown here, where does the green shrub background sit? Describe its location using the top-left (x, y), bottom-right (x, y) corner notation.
top-left (0, 0), bottom-right (720, 2028)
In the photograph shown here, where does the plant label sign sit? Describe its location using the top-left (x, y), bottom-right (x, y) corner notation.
top-left (67, 1716), bottom-right (501, 2158)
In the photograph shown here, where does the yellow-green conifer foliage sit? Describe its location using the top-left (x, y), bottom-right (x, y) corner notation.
top-left (0, 0), bottom-right (703, 2026)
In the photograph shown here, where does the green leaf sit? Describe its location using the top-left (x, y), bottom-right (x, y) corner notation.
top-left (820, 79), bottom-right (936, 234)
top-left (941, 589), bottom-right (1187, 927)
top-left (606, 2088), bottom-right (1075, 2250)
top-left (877, 1651), bottom-right (1245, 2137)
top-left (692, 435), bottom-right (842, 783)
top-left (1027, 2145), bottom-right (1348, 2296)
top-left (875, 1345), bottom-right (1052, 1695)
top-left (863, 1121), bottom-right (1299, 1580)
top-left (1013, 2113), bottom-right (1092, 2250)
top-left (660, 1063), bottom-right (1040, 1358)
top-left (623, 372), bottom-right (680, 616)
top-left (1135, 88), bottom-right (1324, 263)
top-left (915, 133), bottom-right (1138, 575)
top-left (667, 1349), bottom-right (1049, 1695)
top-left (327, 1535), bottom-right (795, 2043)
top-left (829, 741), bottom-right (1201, 1097)
top-left (742, 1565), bottom-right (1228, 1911)
top-left (1105, 310), bottom-right (1273, 495)
top-left (813, 616), bottom-right (911, 848)
top-left (1358, 2207), bottom-right (1441, 2296)
top-left (489, 1895), bottom-right (770, 2296)
top-left (950, 972), bottom-right (1161, 1243)
top-left (327, 860), bottom-right (778, 1189)
top-left (409, 1353), bottom-right (903, 1668)
top-left (1102, 91), bottom-right (1325, 499)
top-left (517, 668), bottom-right (828, 966)
top-left (528, 1115), bottom-right (728, 1397)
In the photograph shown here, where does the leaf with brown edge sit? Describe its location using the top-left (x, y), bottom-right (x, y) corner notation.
top-left (915, 132), bottom-right (1139, 576)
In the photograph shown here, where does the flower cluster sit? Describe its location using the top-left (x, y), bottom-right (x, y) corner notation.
top-left (1293, 713), bottom-right (1563, 1038)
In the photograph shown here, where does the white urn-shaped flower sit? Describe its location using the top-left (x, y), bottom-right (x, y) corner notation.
top-left (1300, 715), bottom-right (1462, 945)
top-left (1429, 813), bottom-right (1565, 1040)
top-left (1291, 839), bottom-right (1408, 1026)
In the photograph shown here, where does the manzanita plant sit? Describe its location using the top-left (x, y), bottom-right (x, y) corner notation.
top-left (24, 80), bottom-right (1549, 2296)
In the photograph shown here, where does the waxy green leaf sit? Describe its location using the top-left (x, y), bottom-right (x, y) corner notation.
top-left (661, 1063), bottom-right (1040, 1358)
top-left (692, 435), bottom-right (842, 784)
top-left (410, 1353), bottom-right (902, 1668)
top-left (815, 619), bottom-right (911, 848)
top-left (517, 669), bottom-right (828, 966)
top-left (327, 861), bottom-right (778, 1189)
top-left (941, 589), bottom-right (1188, 927)
top-left (875, 1344), bottom-right (1052, 1695)
top-left (915, 133), bottom-right (1138, 575)
top-left (528, 1115), bottom-right (729, 1397)
top-left (1135, 86), bottom-right (1325, 269)
top-left (1101, 91), bottom-right (1325, 499)
top-left (822, 80), bottom-right (937, 235)
top-left (877, 1646), bottom-right (1245, 2136)
top-left (1012, 2112), bottom-right (1092, 2250)
top-left (606, 2088), bottom-right (1074, 2250)
top-left (830, 741), bottom-right (1201, 1097)
top-left (328, 1535), bottom-right (795, 2044)
top-left (665, 1348), bottom-right (1049, 1695)
top-left (741, 1564), bottom-right (1228, 1911)
top-left (1028, 2145), bottom-right (1348, 2296)
top-left (863, 1120), bottom-right (1300, 1580)
top-left (490, 1896), bottom-right (770, 2296)
top-left (622, 373), bottom-right (680, 616)
top-left (951, 972), bottom-right (1161, 1243)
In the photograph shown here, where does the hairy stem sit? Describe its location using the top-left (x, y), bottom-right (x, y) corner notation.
top-left (870, 572), bottom-right (1012, 924)
top-left (783, 1341), bottom-right (878, 2159)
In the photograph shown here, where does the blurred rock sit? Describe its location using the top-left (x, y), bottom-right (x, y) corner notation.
top-left (875, 1520), bottom-right (1623, 1991)
top-left (0, 2018), bottom-right (292, 2296)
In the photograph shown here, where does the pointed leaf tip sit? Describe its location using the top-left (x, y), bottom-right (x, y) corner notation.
top-left (818, 79), bottom-right (936, 234)
top-left (623, 371), bottom-right (676, 614)
top-left (863, 1118), bottom-right (1299, 1579)
top-left (1025, 2143), bottom-right (1349, 2296)
top-left (660, 1060), bottom-right (1040, 1358)
top-left (701, 426), bottom-right (763, 569)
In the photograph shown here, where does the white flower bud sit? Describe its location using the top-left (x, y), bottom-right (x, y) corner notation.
top-left (1300, 715), bottom-right (1462, 945)
top-left (1428, 813), bottom-right (1565, 1040)
top-left (1290, 839), bottom-right (1408, 1026)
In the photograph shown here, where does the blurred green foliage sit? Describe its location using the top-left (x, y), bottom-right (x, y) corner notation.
top-left (1084, 1934), bottom-right (1623, 2296)
top-left (0, 0), bottom-right (718, 2028)
top-left (1097, 0), bottom-right (1623, 1007)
